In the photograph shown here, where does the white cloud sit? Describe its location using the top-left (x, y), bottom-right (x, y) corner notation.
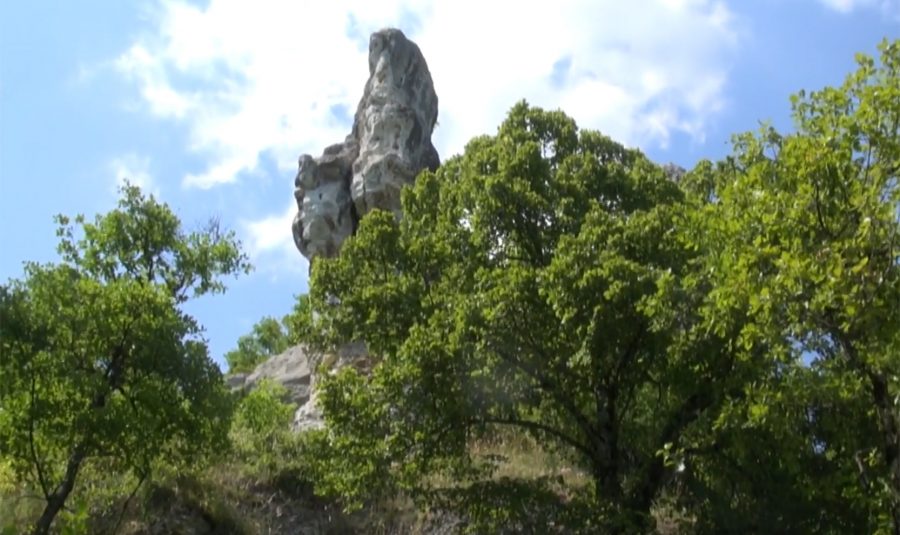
top-left (417, 0), bottom-right (738, 151)
top-left (817, 0), bottom-right (900, 16)
top-left (109, 153), bottom-right (157, 195)
top-left (117, 0), bottom-right (740, 190)
top-left (241, 202), bottom-right (308, 278)
top-left (821, 0), bottom-right (858, 11)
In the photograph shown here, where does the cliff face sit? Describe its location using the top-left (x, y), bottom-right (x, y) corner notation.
top-left (292, 28), bottom-right (439, 261)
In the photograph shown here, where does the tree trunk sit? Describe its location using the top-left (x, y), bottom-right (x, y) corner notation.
top-left (835, 331), bottom-right (900, 535)
top-left (868, 371), bottom-right (900, 535)
top-left (31, 327), bottom-right (123, 534)
top-left (592, 421), bottom-right (627, 533)
top-left (32, 447), bottom-right (86, 535)
top-left (593, 477), bottom-right (626, 535)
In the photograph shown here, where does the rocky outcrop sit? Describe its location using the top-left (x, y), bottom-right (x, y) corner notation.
top-left (292, 390), bottom-right (325, 432)
top-left (224, 372), bottom-right (248, 391)
top-left (292, 28), bottom-right (439, 261)
top-left (228, 342), bottom-right (372, 431)
top-left (663, 163), bottom-right (687, 182)
top-left (293, 341), bottom-right (371, 431)
top-left (228, 345), bottom-right (312, 407)
top-left (284, 28), bottom-right (439, 433)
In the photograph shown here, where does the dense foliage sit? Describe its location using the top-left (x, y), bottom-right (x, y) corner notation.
top-left (305, 40), bottom-right (900, 533)
top-left (306, 101), bottom-right (750, 533)
top-left (0, 185), bottom-right (250, 534)
top-left (230, 380), bottom-right (298, 473)
top-left (680, 38), bottom-right (900, 533)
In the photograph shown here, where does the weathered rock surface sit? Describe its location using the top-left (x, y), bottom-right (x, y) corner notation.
top-left (224, 372), bottom-right (248, 391)
top-left (228, 342), bottom-right (372, 431)
top-left (292, 341), bottom-right (371, 431)
top-left (292, 390), bottom-right (324, 432)
top-left (292, 28), bottom-right (439, 261)
top-left (292, 147), bottom-right (357, 259)
top-left (230, 345), bottom-right (312, 407)
top-left (663, 163), bottom-right (687, 182)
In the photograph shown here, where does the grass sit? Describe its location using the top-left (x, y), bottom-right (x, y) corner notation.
top-left (469, 428), bottom-right (592, 495)
top-left (2, 427), bottom-right (683, 534)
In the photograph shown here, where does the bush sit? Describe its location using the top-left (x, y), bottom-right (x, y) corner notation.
top-left (230, 380), bottom-right (299, 475)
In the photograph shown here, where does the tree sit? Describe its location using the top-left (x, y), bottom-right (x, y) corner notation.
top-left (229, 380), bottom-right (298, 474)
top-left (690, 39), bottom-right (900, 534)
top-left (225, 316), bottom-right (291, 373)
top-left (224, 294), bottom-right (314, 374)
top-left (0, 184), bottom-right (250, 534)
top-left (306, 102), bottom-right (774, 532)
top-left (283, 293), bottom-right (316, 348)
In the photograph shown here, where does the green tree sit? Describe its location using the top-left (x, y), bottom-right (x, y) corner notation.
top-left (225, 316), bottom-right (290, 373)
top-left (225, 294), bottom-right (316, 374)
top-left (283, 293), bottom-right (315, 347)
top-left (0, 184), bottom-right (250, 534)
top-left (229, 380), bottom-right (298, 474)
top-left (306, 103), bottom-right (772, 532)
top-left (690, 39), bottom-right (900, 534)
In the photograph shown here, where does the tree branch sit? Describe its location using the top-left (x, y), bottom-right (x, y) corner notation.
top-left (27, 369), bottom-right (50, 500)
top-left (632, 390), bottom-right (713, 512)
top-left (491, 344), bottom-right (597, 446)
top-left (108, 471), bottom-right (147, 535)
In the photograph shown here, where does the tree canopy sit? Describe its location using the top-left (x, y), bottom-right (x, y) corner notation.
top-left (306, 102), bottom-right (753, 531)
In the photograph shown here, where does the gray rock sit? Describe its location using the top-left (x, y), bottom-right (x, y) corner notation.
top-left (663, 163), bottom-right (686, 182)
top-left (224, 372), bottom-right (248, 390)
top-left (244, 345), bottom-right (312, 406)
top-left (292, 148), bottom-right (357, 260)
top-left (293, 390), bottom-right (325, 432)
top-left (292, 28), bottom-right (439, 262)
top-left (288, 29), bottom-right (436, 431)
top-left (292, 341), bottom-right (371, 432)
top-left (350, 29), bottom-right (440, 217)
top-left (235, 342), bottom-right (369, 431)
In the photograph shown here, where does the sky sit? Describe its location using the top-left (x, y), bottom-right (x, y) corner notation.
top-left (1, 0), bottom-right (897, 371)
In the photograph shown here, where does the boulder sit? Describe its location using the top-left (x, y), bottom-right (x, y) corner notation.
top-left (242, 345), bottom-right (312, 406)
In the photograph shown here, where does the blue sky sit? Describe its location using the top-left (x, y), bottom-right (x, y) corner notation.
top-left (1, 0), bottom-right (897, 370)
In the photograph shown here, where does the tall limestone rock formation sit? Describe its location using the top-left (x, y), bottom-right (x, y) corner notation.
top-left (292, 28), bottom-right (439, 261)
top-left (287, 28), bottom-right (439, 430)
